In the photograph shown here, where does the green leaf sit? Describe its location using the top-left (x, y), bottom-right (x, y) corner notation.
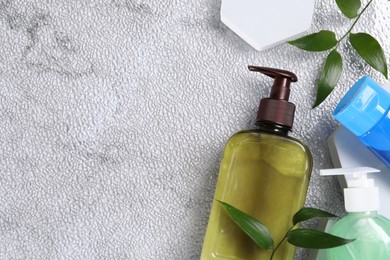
top-left (293, 208), bottom-right (337, 225)
top-left (336, 0), bottom-right (361, 18)
top-left (313, 49), bottom-right (343, 108)
top-left (288, 30), bottom-right (338, 52)
top-left (287, 229), bottom-right (355, 249)
top-left (349, 32), bottom-right (388, 79)
top-left (217, 200), bottom-right (274, 249)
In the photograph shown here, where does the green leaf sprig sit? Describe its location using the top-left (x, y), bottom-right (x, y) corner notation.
top-left (288, 0), bottom-right (388, 108)
top-left (218, 201), bottom-right (355, 260)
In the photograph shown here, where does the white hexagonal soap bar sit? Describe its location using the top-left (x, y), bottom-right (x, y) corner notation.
top-left (221, 0), bottom-right (315, 51)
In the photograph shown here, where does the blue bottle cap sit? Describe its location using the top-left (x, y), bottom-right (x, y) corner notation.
top-left (333, 76), bottom-right (390, 136)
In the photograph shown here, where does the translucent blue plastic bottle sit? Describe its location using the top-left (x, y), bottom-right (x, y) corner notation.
top-left (333, 76), bottom-right (390, 167)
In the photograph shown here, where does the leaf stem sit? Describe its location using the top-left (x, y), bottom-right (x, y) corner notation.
top-left (337, 0), bottom-right (374, 44)
top-left (270, 226), bottom-right (294, 260)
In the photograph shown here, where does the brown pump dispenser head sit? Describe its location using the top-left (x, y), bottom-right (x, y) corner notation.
top-left (248, 66), bottom-right (298, 130)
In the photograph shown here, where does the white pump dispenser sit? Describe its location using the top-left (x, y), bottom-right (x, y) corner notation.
top-left (320, 167), bottom-right (380, 212)
top-left (320, 167), bottom-right (390, 259)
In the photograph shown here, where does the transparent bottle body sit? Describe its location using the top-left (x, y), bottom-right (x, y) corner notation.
top-left (326, 212), bottom-right (390, 260)
top-left (201, 129), bottom-right (312, 260)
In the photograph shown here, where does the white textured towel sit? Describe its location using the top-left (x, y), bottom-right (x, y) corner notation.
top-left (0, 0), bottom-right (389, 259)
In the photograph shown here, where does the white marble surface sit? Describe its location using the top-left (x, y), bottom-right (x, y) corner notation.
top-left (0, 0), bottom-right (389, 259)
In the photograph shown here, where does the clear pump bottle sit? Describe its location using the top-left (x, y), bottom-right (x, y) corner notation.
top-left (200, 66), bottom-right (313, 260)
top-left (320, 167), bottom-right (390, 259)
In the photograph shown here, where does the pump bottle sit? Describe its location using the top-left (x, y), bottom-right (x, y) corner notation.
top-left (320, 167), bottom-right (390, 259)
top-left (200, 66), bottom-right (313, 260)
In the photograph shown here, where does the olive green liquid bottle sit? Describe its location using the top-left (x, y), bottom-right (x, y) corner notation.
top-left (201, 66), bottom-right (313, 260)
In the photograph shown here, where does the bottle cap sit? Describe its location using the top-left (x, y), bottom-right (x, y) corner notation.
top-left (333, 76), bottom-right (390, 136)
top-left (320, 167), bottom-right (380, 212)
top-left (248, 66), bottom-right (297, 130)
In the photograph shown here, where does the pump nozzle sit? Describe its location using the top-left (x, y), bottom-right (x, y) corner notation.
top-left (248, 66), bottom-right (297, 100)
top-left (249, 66), bottom-right (298, 129)
top-left (320, 167), bottom-right (381, 212)
top-left (320, 167), bottom-right (379, 187)
top-left (248, 66), bottom-right (298, 83)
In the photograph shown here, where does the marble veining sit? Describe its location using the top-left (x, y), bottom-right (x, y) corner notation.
top-left (0, 0), bottom-right (389, 259)
top-left (1, 1), bottom-right (93, 77)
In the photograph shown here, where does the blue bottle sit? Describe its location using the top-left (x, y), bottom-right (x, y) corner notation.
top-left (333, 76), bottom-right (390, 168)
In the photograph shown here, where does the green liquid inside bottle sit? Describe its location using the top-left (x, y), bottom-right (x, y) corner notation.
top-left (201, 128), bottom-right (312, 260)
top-left (201, 66), bottom-right (313, 259)
top-left (326, 212), bottom-right (390, 259)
